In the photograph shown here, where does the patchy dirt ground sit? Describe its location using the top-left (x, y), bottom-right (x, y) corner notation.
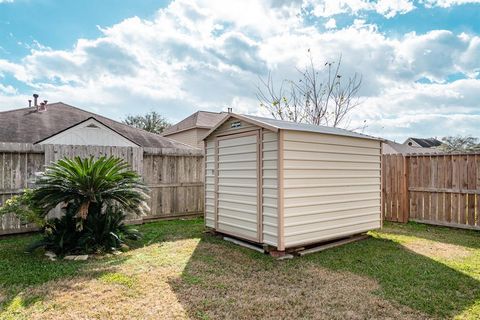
top-left (169, 242), bottom-right (426, 320)
top-left (2, 239), bottom-right (426, 320)
top-left (403, 240), bottom-right (472, 260)
top-left (1, 219), bottom-right (479, 320)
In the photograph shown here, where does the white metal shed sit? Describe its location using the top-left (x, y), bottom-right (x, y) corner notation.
top-left (203, 113), bottom-right (383, 251)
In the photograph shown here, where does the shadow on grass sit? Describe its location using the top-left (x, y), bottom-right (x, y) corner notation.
top-left (0, 232), bottom-right (131, 314)
top-left (302, 235), bottom-right (480, 318)
top-left (2, 218), bottom-right (478, 318)
top-left (382, 221), bottom-right (480, 249)
top-left (170, 228), bottom-right (480, 319)
top-left (0, 218), bottom-right (204, 314)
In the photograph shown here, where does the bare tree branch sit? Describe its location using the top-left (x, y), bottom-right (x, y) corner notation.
top-left (256, 51), bottom-right (363, 128)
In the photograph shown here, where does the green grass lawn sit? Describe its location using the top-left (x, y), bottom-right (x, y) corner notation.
top-left (0, 219), bottom-right (479, 319)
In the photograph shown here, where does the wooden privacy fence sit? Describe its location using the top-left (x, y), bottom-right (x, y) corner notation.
top-left (0, 143), bottom-right (204, 235)
top-left (383, 153), bottom-right (480, 230)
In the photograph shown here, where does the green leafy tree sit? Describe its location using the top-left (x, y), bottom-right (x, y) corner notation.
top-left (123, 111), bottom-right (171, 134)
top-left (440, 136), bottom-right (480, 153)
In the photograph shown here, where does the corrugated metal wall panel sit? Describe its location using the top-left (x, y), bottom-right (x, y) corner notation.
top-left (284, 140), bottom-right (380, 156)
top-left (284, 177), bottom-right (379, 188)
top-left (284, 199), bottom-right (380, 216)
top-left (284, 221), bottom-right (380, 247)
top-left (217, 134), bottom-right (259, 241)
top-left (205, 140), bottom-right (215, 227)
top-left (282, 130), bottom-right (381, 248)
top-left (284, 206), bottom-right (380, 225)
top-left (262, 131), bottom-right (278, 246)
top-left (284, 131), bottom-right (381, 149)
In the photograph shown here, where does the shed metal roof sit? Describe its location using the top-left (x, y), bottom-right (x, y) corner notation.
top-left (204, 113), bottom-right (382, 141)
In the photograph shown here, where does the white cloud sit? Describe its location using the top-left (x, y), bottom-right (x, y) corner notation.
top-left (394, 30), bottom-right (474, 82)
top-left (324, 18), bottom-right (337, 29)
top-left (375, 0), bottom-right (416, 18)
top-left (422, 0), bottom-right (480, 8)
top-left (306, 0), bottom-right (415, 18)
top-left (0, 0), bottom-right (479, 140)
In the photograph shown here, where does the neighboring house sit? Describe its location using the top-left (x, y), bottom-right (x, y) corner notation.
top-left (383, 140), bottom-right (440, 154)
top-left (0, 101), bottom-right (192, 149)
top-left (403, 137), bottom-right (442, 149)
top-left (162, 111), bottom-right (227, 148)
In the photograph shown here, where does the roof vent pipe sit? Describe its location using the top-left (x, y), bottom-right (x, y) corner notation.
top-left (38, 100), bottom-right (47, 112)
top-left (33, 94), bottom-right (39, 107)
top-left (28, 100), bottom-right (32, 108)
top-left (227, 107), bottom-right (233, 113)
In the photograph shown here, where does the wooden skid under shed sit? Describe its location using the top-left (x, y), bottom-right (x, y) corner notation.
top-left (297, 234), bottom-right (369, 256)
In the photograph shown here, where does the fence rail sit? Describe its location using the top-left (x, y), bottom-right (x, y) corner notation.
top-left (383, 153), bottom-right (480, 230)
top-left (0, 143), bottom-right (204, 235)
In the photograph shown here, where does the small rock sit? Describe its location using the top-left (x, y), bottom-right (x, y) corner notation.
top-left (64, 255), bottom-right (76, 260)
top-left (74, 255), bottom-right (89, 261)
top-left (44, 251), bottom-right (56, 258)
top-left (112, 251), bottom-right (122, 256)
top-left (48, 257), bottom-right (57, 261)
top-left (276, 254), bottom-right (294, 261)
top-left (120, 243), bottom-right (129, 251)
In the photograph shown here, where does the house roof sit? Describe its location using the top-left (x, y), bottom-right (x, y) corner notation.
top-left (406, 137), bottom-right (442, 148)
top-left (162, 110), bottom-right (227, 136)
top-left (0, 102), bottom-right (194, 149)
top-left (383, 140), bottom-right (440, 154)
top-left (204, 113), bottom-right (383, 141)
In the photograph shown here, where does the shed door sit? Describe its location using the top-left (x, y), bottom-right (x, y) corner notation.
top-left (216, 132), bottom-right (259, 242)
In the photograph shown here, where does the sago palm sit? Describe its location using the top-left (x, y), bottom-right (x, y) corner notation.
top-left (32, 156), bottom-right (149, 221)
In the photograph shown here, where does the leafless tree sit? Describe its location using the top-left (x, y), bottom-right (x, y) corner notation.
top-left (256, 51), bottom-right (362, 128)
top-left (440, 136), bottom-right (480, 153)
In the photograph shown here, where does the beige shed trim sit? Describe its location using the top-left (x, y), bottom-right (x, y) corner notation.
top-left (201, 113), bottom-right (278, 141)
top-left (380, 153), bottom-right (385, 228)
top-left (277, 129), bottom-right (285, 251)
top-left (214, 137), bottom-right (219, 230)
top-left (258, 128), bottom-right (263, 243)
top-left (204, 141), bottom-right (208, 225)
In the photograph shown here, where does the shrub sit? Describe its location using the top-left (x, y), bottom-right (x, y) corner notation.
top-left (0, 156), bottom-right (149, 256)
top-left (0, 189), bottom-right (44, 226)
top-left (27, 203), bottom-right (141, 255)
top-left (31, 156), bottom-right (149, 226)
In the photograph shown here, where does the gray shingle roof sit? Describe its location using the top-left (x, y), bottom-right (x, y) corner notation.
top-left (383, 140), bottom-right (440, 154)
top-left (162, 111), bottom-right (227, 136)
top-left (241, 115), bottom-right (383, 141)
top-left (0, 102), bottom-right (194, 149)
top-left (408, 137), bottom-right (442, 148)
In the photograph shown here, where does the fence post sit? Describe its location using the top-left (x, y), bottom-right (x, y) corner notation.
top-left (403, 155), bottom-right (409, 223)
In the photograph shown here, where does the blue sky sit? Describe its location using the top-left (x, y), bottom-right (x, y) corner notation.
top-left (0, 0), bottom-right (479, 141)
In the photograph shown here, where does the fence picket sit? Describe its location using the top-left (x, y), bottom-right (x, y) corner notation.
top-left (383, 153), bottom-right (480, 231)
top-left (0, 143), bottom-right (204, 235)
